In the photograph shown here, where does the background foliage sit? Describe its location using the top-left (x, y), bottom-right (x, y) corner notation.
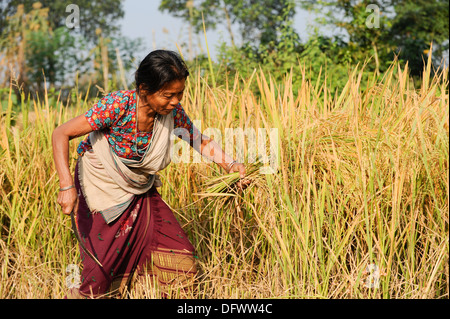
top-left (1, 0), bottom-right (448, 99)
top-left (0, 0), bottom-right (142, 100)
top-left (0, 0), bottom-right (448, 299)
top-left (160, 0), bottom-right (448, 95)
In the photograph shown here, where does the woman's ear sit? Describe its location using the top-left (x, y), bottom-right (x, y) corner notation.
top-left (138, 85), bottom-right (149, 99)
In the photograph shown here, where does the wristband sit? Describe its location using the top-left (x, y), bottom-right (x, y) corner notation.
top-left (59, 185), bottom-right (75, 192)
top-left (226, 160), bottom-right (237, 172)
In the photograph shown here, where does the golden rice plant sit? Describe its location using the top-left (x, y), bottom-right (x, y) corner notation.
top-left (0, 50), bottom-right (448, 299)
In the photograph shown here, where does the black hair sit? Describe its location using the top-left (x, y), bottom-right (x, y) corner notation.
top-left (135, 50), bottom-right (189, 95)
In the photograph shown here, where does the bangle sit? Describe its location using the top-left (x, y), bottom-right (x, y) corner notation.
top-left (226, 160), bottom-right (237, 172)
top-left (59, 185), bottom-right (75, 192)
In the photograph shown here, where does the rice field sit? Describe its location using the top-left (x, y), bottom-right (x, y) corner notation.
top-left (0, 53), bottom-right (448, 298)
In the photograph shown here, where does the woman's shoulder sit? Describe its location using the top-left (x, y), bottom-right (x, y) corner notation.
top-left (172, 102), bottom-right (186, 115)
top-left (113, 89), bottom-right (136, 98)
top-left (173, 103), bottom-right (194, 127)
top-left (105, 89), bottom-right (136, 103)
top-left (96, 89), bottom-right (136, 111)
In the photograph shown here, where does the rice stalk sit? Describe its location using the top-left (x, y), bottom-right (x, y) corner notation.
top-left (0, 51), bottom-right (448, 298)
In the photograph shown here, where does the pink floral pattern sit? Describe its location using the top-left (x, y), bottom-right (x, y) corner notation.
top-left (77, 90), bottom-right (200, 160)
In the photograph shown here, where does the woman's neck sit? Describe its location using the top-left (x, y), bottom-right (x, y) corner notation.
top-left (136, 95), bottom-right (156, 132)
top-left (138, 94), bottom-right (156, 117)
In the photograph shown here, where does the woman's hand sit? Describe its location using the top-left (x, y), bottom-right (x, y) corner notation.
top-left (52, 114), bottom-right (92, 216)
top-left (228, 162), bottom-right (251, 190)
top-left (197, 137), bottom-right (251, 190)
top-left (57, 187), bottom-right (78, 216)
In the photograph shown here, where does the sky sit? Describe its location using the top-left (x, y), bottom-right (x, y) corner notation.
top-left (119, 0), bottom-right (325, 62)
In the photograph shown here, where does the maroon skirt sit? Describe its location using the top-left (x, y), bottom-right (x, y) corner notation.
top-left (71, 162), bottom-right (198, 298)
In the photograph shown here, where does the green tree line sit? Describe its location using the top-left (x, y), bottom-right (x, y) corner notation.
top-left (161, 0), bottom-right (448, 89)
top-left (0, 0), bottom-right (142, 100)
top-left (1, 0), bottom-right (448, 100)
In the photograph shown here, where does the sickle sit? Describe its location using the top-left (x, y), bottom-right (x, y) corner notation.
top-left (70, 209), bottom-right (103, 268)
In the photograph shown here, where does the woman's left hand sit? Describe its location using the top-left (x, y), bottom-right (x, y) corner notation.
top-left (228, 162), bottom-right (251, 190)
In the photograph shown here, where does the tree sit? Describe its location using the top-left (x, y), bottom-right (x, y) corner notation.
top-left (301, 1), bottom-right (397, 73)
top-left (0, 3), bottom-right (78, 93)
top-left (159, 0), bottom-right (301, 57)
top-left (300, 0), bottom-right (449, 76)
top-left (0, 0), bottom-right (124, 43)
top-left (389, 0), bottom-right (449, 75)
top-left (0, 1), bottom-right (142, 97)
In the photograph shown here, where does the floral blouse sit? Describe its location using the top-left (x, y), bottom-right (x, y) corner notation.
top-left (77, 90), bottom-right (200, 160)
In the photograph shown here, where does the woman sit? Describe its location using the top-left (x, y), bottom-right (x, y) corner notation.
top-left (52, 50), bottom-right (247, 298)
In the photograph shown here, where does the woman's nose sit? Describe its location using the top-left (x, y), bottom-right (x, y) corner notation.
top-left (170, 94), bottom-right (183, 105)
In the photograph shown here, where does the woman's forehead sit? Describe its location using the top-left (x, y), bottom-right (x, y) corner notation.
top-left (160, 79), bottom-right (186, 93)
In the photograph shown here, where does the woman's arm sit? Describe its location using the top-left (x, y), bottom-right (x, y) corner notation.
top-left (52, 114), bottom-right (93, 215)
top-left (172, 105), bottom-right (246, 178)
top-left (197, 134), bottom-right (249, 189)
top-left (197, 135), bottom-right (241, 173)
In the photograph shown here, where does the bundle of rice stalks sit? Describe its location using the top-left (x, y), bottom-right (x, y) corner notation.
top-left (198, 161), bottom-right (265, 197)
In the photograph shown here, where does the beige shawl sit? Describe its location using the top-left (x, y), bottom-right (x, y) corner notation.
top-left (77, 112), bottom-right (174, 223)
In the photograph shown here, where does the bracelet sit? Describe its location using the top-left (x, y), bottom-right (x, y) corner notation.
top-left (59, 185), bottom-right (75, 192)
top-left (226, 160), bottom-right (237, 172)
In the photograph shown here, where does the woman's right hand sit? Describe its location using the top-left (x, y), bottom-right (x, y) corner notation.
top-left (52, 114), bottom-right (92, 216)
top-left (57, 187), bottom-right (78, 215)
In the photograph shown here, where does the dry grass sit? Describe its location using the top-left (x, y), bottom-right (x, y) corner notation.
top-left (0, 54), bottom-right (448, 299)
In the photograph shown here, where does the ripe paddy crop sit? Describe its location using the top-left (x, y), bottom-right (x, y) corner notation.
top-left (0, 54), bottom-right (448, 298)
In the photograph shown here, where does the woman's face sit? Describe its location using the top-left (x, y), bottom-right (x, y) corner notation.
top-left (140, 79), bottom-right (186, 115)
